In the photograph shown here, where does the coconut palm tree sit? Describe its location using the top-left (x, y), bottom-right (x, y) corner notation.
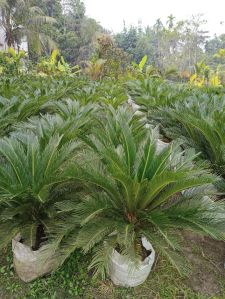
top-left (63, 107), bottom-right (225, 279)
top-left (0, 0), bottom-right (56, 55)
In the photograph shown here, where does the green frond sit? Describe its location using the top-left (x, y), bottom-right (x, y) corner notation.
top-left (88, 243), bottom-right (114, 279)
top-left (142, 229), bottom-right (190, 276)
top-left (149, 176), bottom-right (214, 210)
top-left (74, 193), bottom-right (113, 225)
top-left (165, 196), bottom-right (225, 240)
top-left (0, 222), bottom-right (21, 250)
top-left (76, 220), bottom-right (116, 253)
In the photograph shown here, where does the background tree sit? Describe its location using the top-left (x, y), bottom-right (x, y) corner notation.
top-left (32, 0), bottom-right (104, 64)
top-left (94, 34), bottom-right (131, 78)
top-left (0, 0), bottom-right (56, 55)
top-left (114, 15), bottom-right (209, 74)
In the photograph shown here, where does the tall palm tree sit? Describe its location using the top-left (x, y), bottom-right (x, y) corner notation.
top-left (0, 0), bottom-right (56, 54)
top-left (167, 14), bottom-right (176, 30)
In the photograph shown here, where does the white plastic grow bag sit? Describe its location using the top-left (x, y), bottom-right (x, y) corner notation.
top-left (156, 139), bottom-right (169, 153)
top-left (12, 235), bottom-right (59, 282)
top-left (108, 237), bottom-right (155, 287)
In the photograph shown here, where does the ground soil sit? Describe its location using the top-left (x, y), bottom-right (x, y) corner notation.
top-left (182, 231), bottom-right (225, 297)
top-left (90, 231), bottom-right (225, 298)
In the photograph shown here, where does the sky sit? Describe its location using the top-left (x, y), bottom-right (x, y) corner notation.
top-left (84, 0), bottom-right (225, 36)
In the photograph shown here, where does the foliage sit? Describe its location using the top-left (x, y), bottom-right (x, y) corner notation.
top-left (14, 99), bottom-right (95, 144)
top-left (36, 49), bottom-right (80, 75)
top-left (0, 132), bottom-right (77, 250)
top-left (132, 55), bottom-right (148, 73)
top-left (126, 78), bottom-right (191, 114)
top-left (0, 1), bottom-right (225, 79)
top-left (190, 61), bottom-right (221, 87)
top-left (0, 75), bottom-right (89, 101)
top-left (64, 107), bottom-right (225, 278)
top-left (115, 15), bottom-right (209, 74)
top-left (152, 94), bottom-right (225, 178)
top-left (32, 0), bottom-right (104, 64)
top-left (0, 48), bottom-right (26, 75)
top-left (0, 54), bottom-right (225, 299)
top-left (0, 75), bottom-right (91, 136)
top-left (93, 34), bottom-right (131, 79)
top-left (83, 58), bottom-right (106, 80)
top-left (0, 0), bottom-right (56, 55)
top-left (0, 98), bottom-right (94, 252)
top-left (0, 93), bottom-right (50, 137)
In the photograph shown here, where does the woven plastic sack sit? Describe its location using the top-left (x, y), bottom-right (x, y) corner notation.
top-left (12, 235), bottom-right (59, 282)
top-left (109, 237), bottom-right (155, 287)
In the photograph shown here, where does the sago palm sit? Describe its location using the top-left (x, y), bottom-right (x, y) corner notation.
top-left (0, 93), bottom-right (50, 136)
top-left (64, 107), bottom-right (225, 278)
top-left (13, 99), bottom-right (95, 145)
top-left (0, 130), bottom-right (82, 252)
top-left (126, 78), bottom-right (190, 114)
top-left (155, 95), bottom-right (225, 177)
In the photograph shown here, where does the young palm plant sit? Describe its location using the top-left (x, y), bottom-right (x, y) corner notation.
top-left (0, 129), bottom-right (83, 282)
top-left (0, 93), bottom-right (50, 136)
top-left (126, 78), bottom-right (190, 114)
top-left (65, 107), bottom-right (225, 287)
top-left (155, 95), bottom-right (225, 180)
top-left (13, 99), bottom-right (95, 144)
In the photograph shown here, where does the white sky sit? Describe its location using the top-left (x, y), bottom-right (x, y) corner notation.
top-left (84, 0), bottom-right (225, 36)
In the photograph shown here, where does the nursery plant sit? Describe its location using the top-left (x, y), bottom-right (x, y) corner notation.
top-left (0, 75), bottom-right (94, 137)
top-left (154, 94), bottom-right (225, 178)
top-left (14, 99), bottom-right (95, 144)
top-left (0, 94), bottom-right (49, 137)
top-left (63, 78), bottom-right (127, 107)
top-left (126, 78), bottom-right (190, 115)
top-left (0, 129), bottom-right (83, 281)
top-left (65, 107), bottom-right (225, 286)
top-left (0, 76), bottom-right (80, 101)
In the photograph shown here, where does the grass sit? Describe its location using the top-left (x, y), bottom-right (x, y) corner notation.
top-left (0, 248), bottom-right (93, 299)
top-left (1, 234), bottom-right (225, 299)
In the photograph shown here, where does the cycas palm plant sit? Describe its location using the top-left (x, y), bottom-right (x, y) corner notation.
top-left (155, 95), bottom-right (225, 178)
top-left (69, 80), bottom-right (127, 107)
top-left (0, 130), bottom-right (82, 256)
top-left (64, 107), bottom-right (225, 281)
top-left (126, 78), bottom-right (190, 114)
top-left (13, 100), bottom-right (95, 144)
top-left (0, 79), bottom-right (92, 137)
top-left (0, 93), bottom-right (50, 136)
top-left (0, 76), bottom-right (79, 101)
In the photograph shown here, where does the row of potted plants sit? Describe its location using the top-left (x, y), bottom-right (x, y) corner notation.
top-left (1, 103), bottom-right (225, 287)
